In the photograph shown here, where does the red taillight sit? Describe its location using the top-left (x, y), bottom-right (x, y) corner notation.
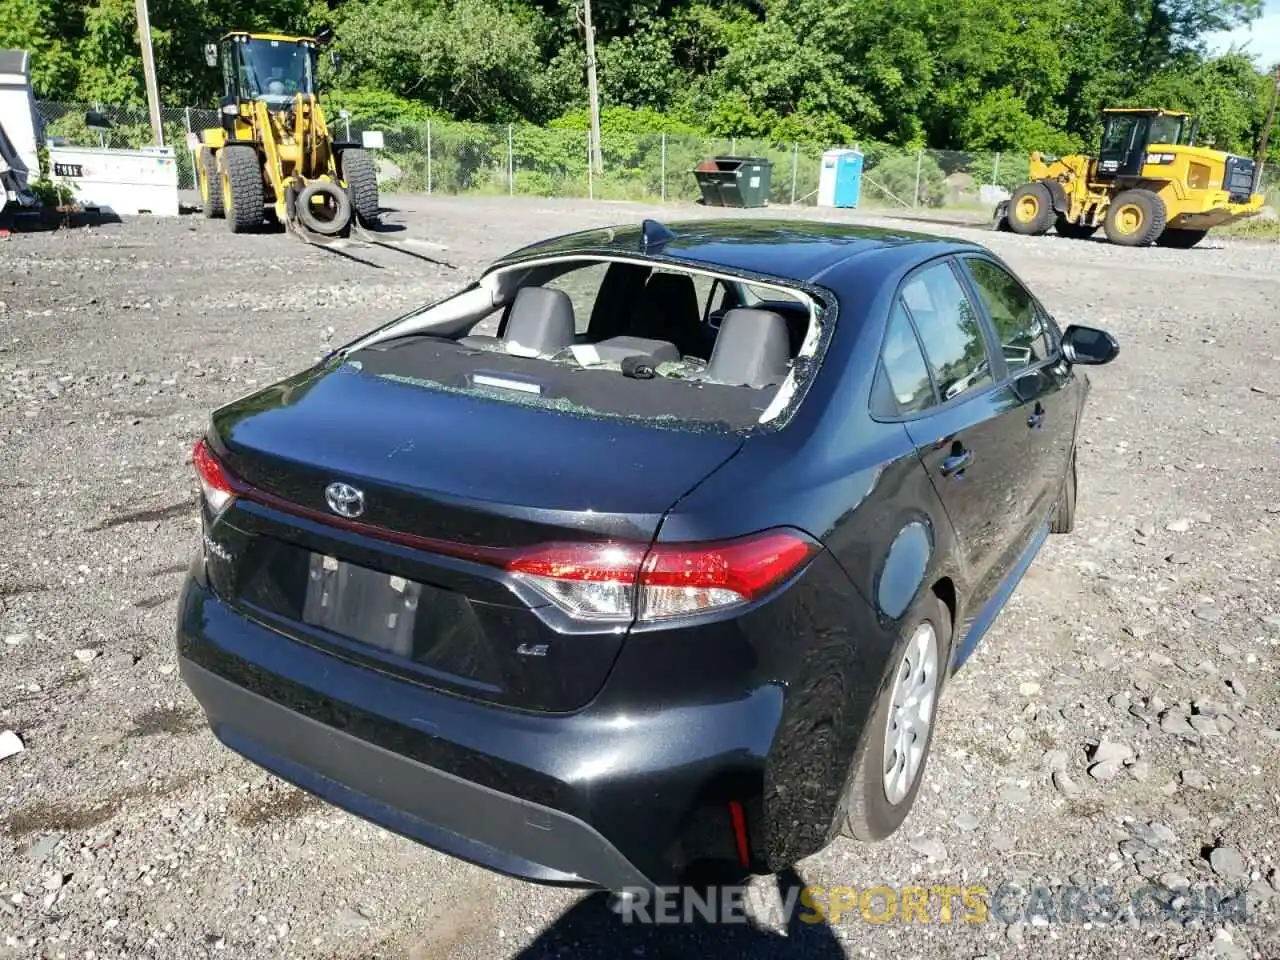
top-left (504, 530), bottom-right (818, 622)
top-left (639, 531), bottom-right (819, 621)
top-left (504, 542), bottom-right (648, 621)
top-left (192, 438), bottom-right (236, 513)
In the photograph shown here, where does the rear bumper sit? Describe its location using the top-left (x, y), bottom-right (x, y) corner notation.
top-left (180, 658), bottom-right (651, 889)
top-left (176, 568), bottom-right (790, 889)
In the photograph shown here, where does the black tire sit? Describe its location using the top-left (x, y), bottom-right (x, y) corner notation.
top-left (1052, 449), bottom-right (1077, 534)
top-left (199, 149), bottom-right (223, 219)
top-left (1104, 188), bottom-right (1167, 247)
top-left (843, 593), bottom-right (949, 842)
top-left (221, 145), bottom-right (264, 234)
top-left (1055, 216), bottom-right (1097, 240)
top-left (1006, 182), bottom-right (1054, 236)
top-left (339, 148), bottom-right (380, 227)
top-left (1155, 227), bottom-right (1207, 249)
top-left (295, 181), bottom-right (352, 236)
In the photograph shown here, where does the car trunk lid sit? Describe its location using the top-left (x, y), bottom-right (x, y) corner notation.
top-left (200, 362), bottom-right (744, 712)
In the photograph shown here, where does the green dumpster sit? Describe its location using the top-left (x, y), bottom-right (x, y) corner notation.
top-left (692, 157), bottom-right (773, 208)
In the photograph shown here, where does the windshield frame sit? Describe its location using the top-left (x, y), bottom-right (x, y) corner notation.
top-left (229, 36), bottom-right (317, 107)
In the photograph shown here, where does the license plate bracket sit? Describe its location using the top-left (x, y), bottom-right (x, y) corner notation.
top-left (302, 553), bottom-right (422, 657)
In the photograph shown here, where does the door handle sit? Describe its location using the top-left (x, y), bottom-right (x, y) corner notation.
top-left (940, 449), bottom-right (972, 477)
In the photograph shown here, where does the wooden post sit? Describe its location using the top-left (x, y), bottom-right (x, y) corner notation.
top-left (134, 0), bottom-right (164, 146)
top-left (583, 0), bottom-right (603, 175)
top-left (660, 133), bottom-right (666, 202)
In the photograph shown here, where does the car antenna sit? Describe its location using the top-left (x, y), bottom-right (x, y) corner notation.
top-left (639, 219), bottom-right (677, 252)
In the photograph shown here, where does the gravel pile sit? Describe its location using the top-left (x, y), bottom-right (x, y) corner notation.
top-left (1, 196), bottom-right (1278, 959)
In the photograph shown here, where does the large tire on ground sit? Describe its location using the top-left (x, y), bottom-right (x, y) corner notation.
top-left (1006, 182), bottom-right (1055, 235)
top-left (1155, 227), bottom-right (1207, 249)
top-left (1052, 449), bottom-right (1077, 535)
top-left (220, 145), bottom-right (264, 234)
top-left (295, 181), bottom-right (352, 236)
top-left (339, 148), bottom-right (379, 227)
top-left (842, 592), bottom-right (949, 842)
top-left (1104, 188), bottom-right (1167, 247)
top-left (1055, 216), bottom-right (1097, 240)
top-left (199, 149), bottom-right (223, 219)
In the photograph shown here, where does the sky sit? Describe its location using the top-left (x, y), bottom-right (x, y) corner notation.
top-left (1206, 0), bottom-right (1280, 69)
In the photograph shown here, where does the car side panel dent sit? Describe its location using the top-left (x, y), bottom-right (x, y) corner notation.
top-left (875, 519), bottom-right (933, 620)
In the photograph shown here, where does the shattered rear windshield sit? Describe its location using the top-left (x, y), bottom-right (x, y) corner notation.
top-left (344, 258), bottom-right (829, 434)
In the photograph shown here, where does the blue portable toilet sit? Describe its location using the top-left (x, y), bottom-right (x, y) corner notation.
top-left (817, 149), bottom-right (864, 208)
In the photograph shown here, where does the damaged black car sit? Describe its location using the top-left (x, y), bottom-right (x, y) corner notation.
top-left (177, 218), bottom-right (1118, 890)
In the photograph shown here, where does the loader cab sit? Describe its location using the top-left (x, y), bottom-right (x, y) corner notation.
top-left (1096, 109), bottom-right (1191, 180)
top-left (212, 33), bottom-right (318, 112)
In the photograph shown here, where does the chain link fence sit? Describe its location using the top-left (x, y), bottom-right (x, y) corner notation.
top-left (347, 123), bottom-right (1021, 212)
top-left (32, 101), bottom-right (1280, 218)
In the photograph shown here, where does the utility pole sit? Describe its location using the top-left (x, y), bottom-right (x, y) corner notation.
top-left (1255, 63), bottom-right (1280, 193)
top-left (581, 0), bottom-right (603, 175)
top-left (134, 0), bottom-right (164, 146)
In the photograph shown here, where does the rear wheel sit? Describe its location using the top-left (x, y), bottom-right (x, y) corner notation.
top-left (843, 593), bottom-right (948, 841)
top-left (1104, 189), bottom-right (1166, 247)
top-left (199, 149), bottom-right (223, 219)
top-left (1006, 182), bottom-right (1054, 236)
top-left (1055, 216), bottom-right (1097, 240)
top-left (1155, 227), bottom-right (1207, 249)
top-left (220, 145), bottom-right (264, 234)
top-left (339, 148), bottom-right (380, 227)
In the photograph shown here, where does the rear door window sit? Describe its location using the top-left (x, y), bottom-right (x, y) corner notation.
top-left (873, 300), bottom-right (936, 417)
top-left (962, 258), bottom-right (1050, 373)
top-left (901, 262), bottom-right (993, 402)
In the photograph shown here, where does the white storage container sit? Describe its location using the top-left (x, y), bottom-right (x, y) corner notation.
top-left (45, 145), bottom-right (180, 216)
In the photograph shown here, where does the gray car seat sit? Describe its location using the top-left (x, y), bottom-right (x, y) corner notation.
top-left (703, 308), bottom-right (791, 388)
top-left (502, 287), bottom-right (577, 356)
top-left (459, 286), bottom-right (577, 357)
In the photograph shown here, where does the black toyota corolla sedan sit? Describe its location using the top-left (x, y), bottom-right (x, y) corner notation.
top-left (177, 218), bottom-right (1117, 891)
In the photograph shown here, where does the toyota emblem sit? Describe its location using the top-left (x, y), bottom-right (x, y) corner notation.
top-left (324, 482), bottom-right (365, 519)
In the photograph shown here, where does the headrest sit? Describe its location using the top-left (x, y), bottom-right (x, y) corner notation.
top-left (631, 271), bottom-right (703, 357)
top-left (643, 270), bottom-right (698, 303)
top-left (503, 287), bottom-right (576, 357)
top-left (704, 308), bottom-right (791, 388)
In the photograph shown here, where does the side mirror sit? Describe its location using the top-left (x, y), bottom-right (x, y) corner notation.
top-left (1011, 370), bottom-right (1041, 402)
top-left (204, 43), bottom-right (218, 68)
top-left (1061, 325), bottom-right (1119, 365)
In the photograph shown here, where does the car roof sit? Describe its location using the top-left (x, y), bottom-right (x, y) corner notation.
top-left (489, 218), bottom-right (984, 286)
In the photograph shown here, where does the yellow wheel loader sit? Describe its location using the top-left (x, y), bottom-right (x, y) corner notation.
top-left (194, 31), bottom-right (378, 236)
top-left (996, 108), bottom-right (1265, 248)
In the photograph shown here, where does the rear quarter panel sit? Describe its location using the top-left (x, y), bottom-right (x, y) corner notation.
top-left (655, 250), bottom-right (965, 868)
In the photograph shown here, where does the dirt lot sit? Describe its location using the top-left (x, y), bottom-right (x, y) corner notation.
top-left (2, 195), bottom-right (1280, 960)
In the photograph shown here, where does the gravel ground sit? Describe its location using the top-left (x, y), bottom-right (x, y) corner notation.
top-left (2, 195), bottom-right (1280, 960)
